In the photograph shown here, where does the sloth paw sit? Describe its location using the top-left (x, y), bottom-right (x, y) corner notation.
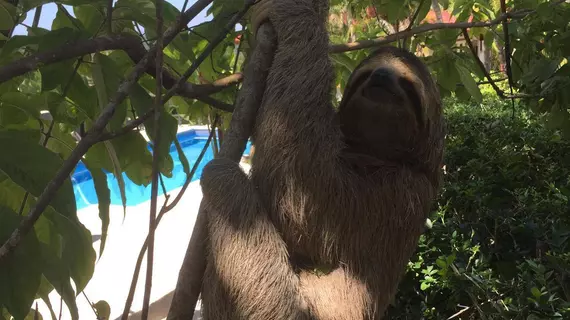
top-left (250, 0), bottom-right (272, 37)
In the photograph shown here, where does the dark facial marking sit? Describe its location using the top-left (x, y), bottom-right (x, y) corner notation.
top-left (398, 77), bottom-right (424, 126)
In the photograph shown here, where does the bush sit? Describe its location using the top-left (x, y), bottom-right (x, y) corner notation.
top-left (386, 96), bottom-right (570, 319)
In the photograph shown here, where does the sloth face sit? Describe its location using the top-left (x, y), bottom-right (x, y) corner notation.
top-left (337, 48), bottom-right (440, 161)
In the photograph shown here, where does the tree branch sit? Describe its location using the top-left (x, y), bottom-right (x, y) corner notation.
top-left (0, 0), bottom-right (215, 262)
top-left (166, 21), bottom-right (278, 320)
top-left (141, 0), bottom-right (165, 317)
top-left (461, 28), bottom-right (506, 97)
top-left (499, 0), bottom-right (517, 116)
top-left (107, 0), bottom-right (113, 34)
top-left (0, 33), bottom-right (242, 108)
top-left (120, 119), bottom-right (218, 320)
top-left (329, 7), bottom-right (550, 53)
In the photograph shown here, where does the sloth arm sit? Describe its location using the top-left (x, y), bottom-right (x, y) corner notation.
top-left (200, 158), bottom-right (309, 319)
top-left (254, 0), bottom-right (344, 178)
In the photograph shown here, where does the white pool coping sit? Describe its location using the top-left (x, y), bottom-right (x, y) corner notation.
top-left (33, 162), bottom-right (252, 320)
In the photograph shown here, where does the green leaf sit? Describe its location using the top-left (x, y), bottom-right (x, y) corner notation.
top-left (33, 215), bottom-right (79, 320)
top-left (0, 35), bottom-right (41, 59)
top-left (0, 0), bottom-right (16, 31)
top-left (43, 208), bottom-right (96, 296)
top-left (437, 56), bottom-right (460, 92)
top-left (37, 28), bottom-right (83, 92)
top-left (74, 4), bottom-right (104, 36)
top-left (84, 162), bottom-right (110, 257)
top-left (92, 301), bottom-right (110, 320)
top-left (103, 141), bottom-right (127, 217)
top-left (23, 308), bottom-right (43, 320)
top-left (52, 4), bottom-right (85, 31)
top-left (457, 65), bottom-right (483, 103)
top-left (35, 276), bottom-right (57, 320)
top-left (0, 206), bottom-right (42, 320)
top-left (20, 0), bottom-right (107, 12)
top-left (0, 92), bottom-right (42, 120)
top-left (531, 287), bottom-right (542, 298)
top-left (0, 130), bottom-right (76, 218)
top-left (64, 72), bottom-right (99, 121)
top-left (41, 92), bottom-right (87, 126)
top-left (91, 53), bottom-right (127, 131)
top-left (109, 131), bottom-right (153, 186)
top-left (129, 84), bottom-right (177, 177)
top-left (174, 139), bottom-right (190, 176)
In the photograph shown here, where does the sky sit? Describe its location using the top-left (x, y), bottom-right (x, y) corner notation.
top-left (12, 0), bottom-right (211, 35)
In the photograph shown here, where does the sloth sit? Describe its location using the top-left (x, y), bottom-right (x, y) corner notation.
top-left (198, 0), bottom-right (445, 318)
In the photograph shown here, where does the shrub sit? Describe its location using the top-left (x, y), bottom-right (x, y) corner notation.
top-left (387, 96), bottom-right (570, 319)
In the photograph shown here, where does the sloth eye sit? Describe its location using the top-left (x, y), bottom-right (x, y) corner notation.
top-left (341, 71), bottom-right (372, 105)
top-left (398, 78), bottom-right (424, 125)
top-left (352, 71), bottom-right (372, 88)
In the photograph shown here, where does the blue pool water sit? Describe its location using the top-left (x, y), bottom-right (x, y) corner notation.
top-left (72, 129), bottom-right (252, 210)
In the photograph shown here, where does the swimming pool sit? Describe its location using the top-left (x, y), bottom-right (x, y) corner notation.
top-left (72, 129), bottom-right (252, 210)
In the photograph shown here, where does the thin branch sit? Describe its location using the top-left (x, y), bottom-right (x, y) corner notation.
top-left (329, 6), bottom-right (555, 53)
top-left (0, 34), bottom-right (241, 101)
top-left (462, 28), bottom-right (505, 97)
top-left (101, 1), bottom-right (253, 142)
top-left (403, 0), bottom-right (427, 47)
top-left (457, 32), bottom-right (536, 99)
top-left (141, 0), bottom-right (164, 317)
top-left (160, 1), bottom-right (255, 106)
top-left (107, 0), bottom-right (113, 34)
top-left (0, 1), bottom-right (564, 84)
top-left (32, 6), bottom-right (43, 28)
top-left (181, 0), bottom-right (190, 13)
top-left (0, 0), bottom-right (215, 262)
top-left (120, 117), bottom-right (219, 320)
top-left (499, 0), bottom-right (517, 117)
top-left (18, 58), bottom-right (82, 216)
top-left (167, 22), bottom-right (278, 320)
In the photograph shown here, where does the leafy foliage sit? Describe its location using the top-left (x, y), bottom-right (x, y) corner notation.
top-left (387, 96), bottom-right (570, 319)
top-left (0, 0), bottom-right (568, 318)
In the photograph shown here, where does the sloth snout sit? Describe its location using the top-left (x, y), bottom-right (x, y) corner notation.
top-left (369, 68), bottom-right (395, 87)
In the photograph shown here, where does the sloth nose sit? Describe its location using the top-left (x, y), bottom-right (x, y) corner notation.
top-left (369, 68), bottom-right (395, 87)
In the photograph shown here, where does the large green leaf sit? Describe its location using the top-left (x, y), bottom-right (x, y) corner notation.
top-left (457, 65), bottom-right (483, 103)
top-left (129, 84), bottom-right (177, 177)
top-left (0, 35), bottom-right (41, 59)
top-left (74, 4), bottom-right (105, 36)
top-left (104, 141), bottom-right (127, 216)
top-left (0, 130), bottom-right (76, 218)
top-left (35, 276), bottom-right (57, 320)
top-left (110, 131), bottom-right (153, 186)
top-left (34, 214), bottom-right (79, 320)
top-left (84, 139), bottom-right (127, 216)
top-left (0, 92), bottom-right (42, 120)
top-left (19, 0), bottom-right (107, 12)
top-left (0, 0), bottom-right (16, 31)
top-left (436, 56), bottom-right (460, 92)
top-left (41, 92), bottom-right (87, 126)
top-left (91, 53), bottom-right (127, 131)
top-left (0, 206), bottom-right (42, 320)
top-left (37, 28), bottom-right (84, 92)
top-left (43, 207), bottom-right (95, 295)
top-left (84, 162), bottom-right (110, 257)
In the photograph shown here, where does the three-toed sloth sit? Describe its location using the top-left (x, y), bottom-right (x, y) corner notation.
top-left (199, 0), bottom-right (445, 318)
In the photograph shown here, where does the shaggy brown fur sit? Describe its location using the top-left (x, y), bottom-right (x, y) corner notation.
top-left (199, 0), bottom-right (445, 318)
